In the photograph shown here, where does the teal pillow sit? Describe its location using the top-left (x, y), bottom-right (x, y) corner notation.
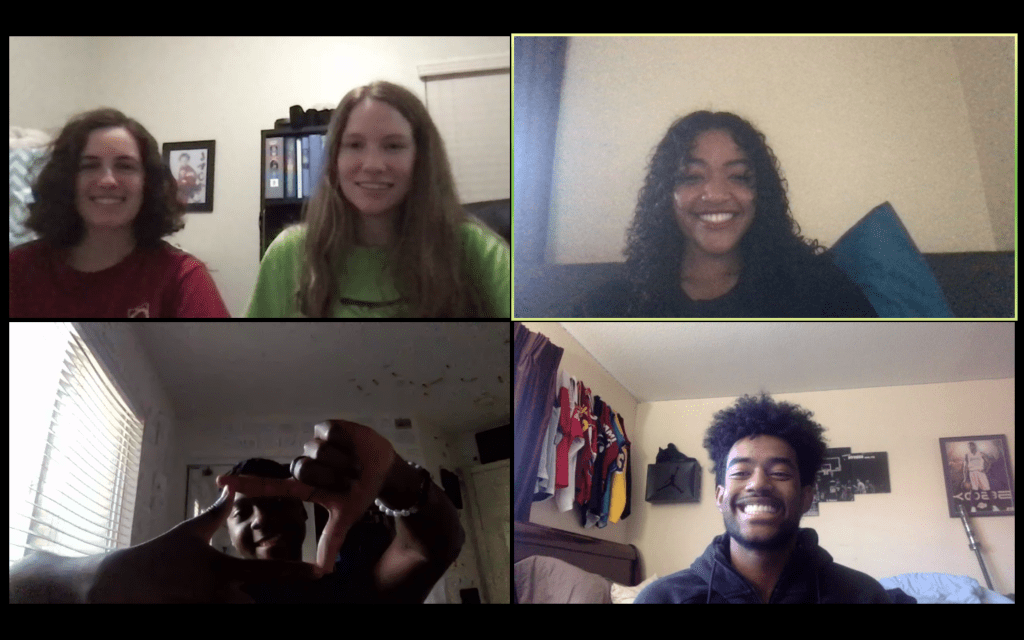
top-left (827, 202), bottom-right (953, 317)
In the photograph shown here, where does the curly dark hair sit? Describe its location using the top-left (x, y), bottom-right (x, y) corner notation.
top-left (623, 111), bottom-right (825, 316)
top-left (224, 458), bottom-right (381, 526)
top-left (25, 107), bottom-right (185, 249)
top-left (224, 458), bottom-right (303, 512)
top-left (703, 392), bottom-right (828, 488)
top-left (226, 458), bottom-right (293, 480)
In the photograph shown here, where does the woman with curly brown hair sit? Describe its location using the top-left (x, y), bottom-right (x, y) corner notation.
top-left (578, 111), bottom-right (876, 318)
top-left (9, 110), bottom-right (230, 318)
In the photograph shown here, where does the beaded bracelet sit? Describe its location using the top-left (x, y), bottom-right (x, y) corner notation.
top-left (375, 460), bottom-right (431, 517)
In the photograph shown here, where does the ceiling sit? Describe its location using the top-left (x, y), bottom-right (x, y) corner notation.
top-left (559, 322), bottom-right (1014, 402)
top-left (132, 323), bottom-right (510, 434)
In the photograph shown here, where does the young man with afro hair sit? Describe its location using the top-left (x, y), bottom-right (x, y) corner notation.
top-left (635, 392), bottom-right (892, 603)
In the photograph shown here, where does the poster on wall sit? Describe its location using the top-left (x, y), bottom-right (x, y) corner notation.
top-left (163, 139), bottom-right (216, 212)
top-left (939, 434), bottom-right (1014, 518)
top-left (841, 451), bottom-right (891, 494)
top-left (808, 447), bottom-right (892, 517)
top-left (816, 447), bottom-right (854, 504)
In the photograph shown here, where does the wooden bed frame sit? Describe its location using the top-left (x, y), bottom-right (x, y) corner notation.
top-left (514, 521), bottom-right (642, 587)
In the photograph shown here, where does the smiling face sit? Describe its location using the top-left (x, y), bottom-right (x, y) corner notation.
top-left (337, 98), bottom-right (416, 223)
top-left (715, 435), bottom-right (813, 551)
top-left (75, 126), bottom-right (145, 233)
top-left (226, 491), bottom-right (308, 561)
top-left (673, 129), bottom-right (756, 259)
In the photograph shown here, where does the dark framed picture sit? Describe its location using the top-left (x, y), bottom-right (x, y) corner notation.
top-left (939, 434), bottom-right (1014, 518)
top-left (162, 140), bottom-right (215, 212)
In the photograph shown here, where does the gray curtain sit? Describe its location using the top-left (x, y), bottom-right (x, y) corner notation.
top-left (513, 37), bottom-right (568, 314)
top-left (513, 322), bottom-right (563, 523)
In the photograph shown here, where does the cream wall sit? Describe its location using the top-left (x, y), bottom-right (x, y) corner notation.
top-left (548, 35), bottom-right (1014, 264)
top-left (522, 322), bottom-right (1015, 595)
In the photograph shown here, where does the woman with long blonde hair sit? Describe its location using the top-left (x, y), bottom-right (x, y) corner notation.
top-left (247, 80), bottom-right (510, 318)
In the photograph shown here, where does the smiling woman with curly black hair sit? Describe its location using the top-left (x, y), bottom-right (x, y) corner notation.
top-left (578, 111), bottom-right (877, 318)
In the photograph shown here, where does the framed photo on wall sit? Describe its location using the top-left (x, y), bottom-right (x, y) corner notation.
top-left (163, 140), bottom-right (215, 212)
top-left (939, 434), bottom-right (1014, 518)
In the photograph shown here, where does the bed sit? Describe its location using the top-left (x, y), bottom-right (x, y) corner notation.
top-left (514, 521), bottom-right (1014, 604)
top-left (10, 126), bottom-right (53, 250)
top-left (513, 521), bottom-right (656, 603)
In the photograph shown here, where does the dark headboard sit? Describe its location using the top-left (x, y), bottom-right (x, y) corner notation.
top-left (514, 521), bottom-right (642, 586)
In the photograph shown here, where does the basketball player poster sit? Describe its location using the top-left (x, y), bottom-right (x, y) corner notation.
top-left (939, 435), bottom-right (1014, 518)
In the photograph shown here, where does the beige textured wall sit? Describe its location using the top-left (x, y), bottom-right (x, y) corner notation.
top-left (548, 36), bottom-right (1014, 263)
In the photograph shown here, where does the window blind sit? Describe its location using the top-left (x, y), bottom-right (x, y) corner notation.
top-left (8, 322), bottom-right (144, 565)
top-left (420, 53), bottom-right (510, 204)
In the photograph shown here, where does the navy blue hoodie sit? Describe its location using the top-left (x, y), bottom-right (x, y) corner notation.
top-left (635, 528), bottom-right (891, 603)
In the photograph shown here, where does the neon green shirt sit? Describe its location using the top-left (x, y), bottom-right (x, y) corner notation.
top-left (246, 222), bottom-right (510, 317)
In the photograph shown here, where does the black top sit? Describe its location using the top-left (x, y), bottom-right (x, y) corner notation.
top-left (635, 528), bottom-right (892, 604)
top-left (575, 253), bottom-right (878, 318)
top-left (241, 518), bottom-right (390, 603)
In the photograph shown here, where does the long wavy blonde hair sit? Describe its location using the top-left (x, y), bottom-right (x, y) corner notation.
top-left (296, 81), bottom-right (490, 317)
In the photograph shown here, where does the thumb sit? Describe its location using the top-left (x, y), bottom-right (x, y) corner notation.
top-left (315, 444), bottom-right (395, 574)
top-left (183, 485), bottom-right (236, 541)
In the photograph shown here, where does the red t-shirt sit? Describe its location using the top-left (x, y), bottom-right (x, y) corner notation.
top-left (9, 240), bottom-right (230, 318)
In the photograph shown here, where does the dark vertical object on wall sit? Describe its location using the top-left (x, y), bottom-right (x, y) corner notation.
top-left (476, 423), bottom-right (510, 464)
top-left (513, 322), bottom-right (563, 523)
top-left (957, 504), bottom-right (994, 591)
top-left (439, 469), bottom-right (463, 510)
top-left (513, 36), bottom-right (569, 314)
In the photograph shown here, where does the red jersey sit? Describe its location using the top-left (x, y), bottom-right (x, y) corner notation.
top-left (9, 240), bottom-right (230, 318)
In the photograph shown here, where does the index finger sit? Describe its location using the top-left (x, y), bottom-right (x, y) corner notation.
top-left (216, 474), bottom-right (323, 503)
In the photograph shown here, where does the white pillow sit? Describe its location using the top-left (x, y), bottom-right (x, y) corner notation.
top-left (611, 573), bottom-right (660, 604)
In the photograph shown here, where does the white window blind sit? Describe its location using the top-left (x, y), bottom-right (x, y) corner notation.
top-left (9, 322), bottom-right (144, 566)
top-left (420, 53), bottom-right (510, 204)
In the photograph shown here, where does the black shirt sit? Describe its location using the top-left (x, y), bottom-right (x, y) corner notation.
top-left (576, 253), bottom-right (878, 318)
top-left (241, 518), bottom-right (391, 603)
top-left (635, 528), bottom-right (892, 604)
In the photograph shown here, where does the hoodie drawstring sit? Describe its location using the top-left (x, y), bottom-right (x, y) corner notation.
top-left (707, 559), bottom-right (716, 604)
